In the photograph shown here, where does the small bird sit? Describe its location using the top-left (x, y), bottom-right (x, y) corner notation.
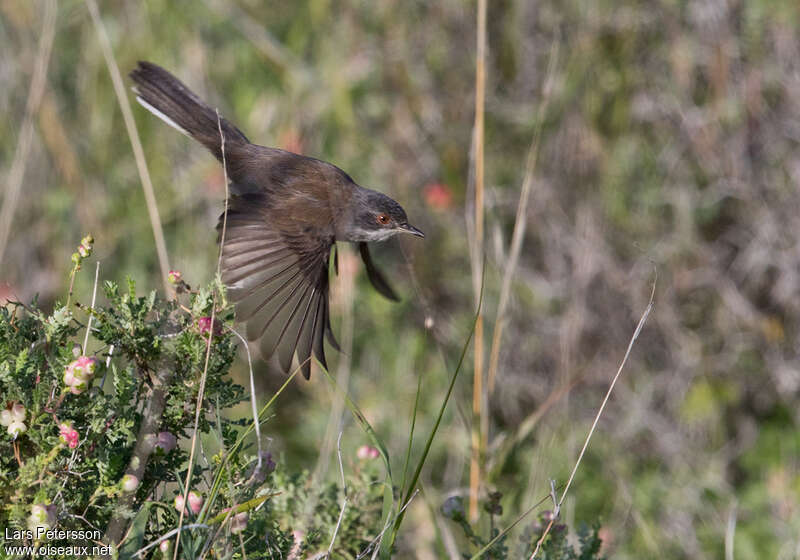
top-left (130, 61), bottom-right (423, 379)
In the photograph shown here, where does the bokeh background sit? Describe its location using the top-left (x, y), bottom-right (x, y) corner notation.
top-left (3, 0), bottom-right (800, 557)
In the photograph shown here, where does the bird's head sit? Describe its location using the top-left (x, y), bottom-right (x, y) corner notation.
top-left (345, 189), bottom-right (425, 242)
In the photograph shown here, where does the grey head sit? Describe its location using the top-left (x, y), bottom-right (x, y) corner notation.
top-left (341, 188), bottom-right (425, 242)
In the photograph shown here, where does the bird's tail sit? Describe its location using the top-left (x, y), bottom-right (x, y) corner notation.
top-left (130, 61), bottom-right (249, 160)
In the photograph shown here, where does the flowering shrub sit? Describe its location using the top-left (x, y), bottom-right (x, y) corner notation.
top-left (0, 250), bottom-right (386, 559)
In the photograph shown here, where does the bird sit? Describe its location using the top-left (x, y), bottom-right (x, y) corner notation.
top-left (130, 61), bottom-right (424, 379)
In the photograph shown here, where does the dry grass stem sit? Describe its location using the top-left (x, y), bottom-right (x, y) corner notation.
top-left (469, 0), bottom-right (487, 523)
top-left (227, 326), bottom-right (262, 476)
top-left (725, 501), bottom-right (737, 560)
top-left (172, 110), bottom-right (230, 560)
top-left (85, 0), bottom-right (172, 295)
top-left (531, 275), bottom-right (656, 558)
top-left (132, 524), bottom-right (209, 558)
top-left (0, 0), bottom-right (57, 266)
top-left (327, 431), bottom-right (348, 557)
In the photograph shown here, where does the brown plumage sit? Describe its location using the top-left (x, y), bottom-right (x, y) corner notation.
top-left (130, 62), bottom-right (423, 379)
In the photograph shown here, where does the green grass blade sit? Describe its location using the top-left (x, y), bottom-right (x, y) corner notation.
top-left (387, 262), bottom-right (486, 550)
top-left (400, 372), bottom-right (423, 496)
top-left (205, 493), bottom-right (280, 525)
top-left (118, 501), bottom-right (153, 560)
top-left (203, 367), bottom-right (300, 523)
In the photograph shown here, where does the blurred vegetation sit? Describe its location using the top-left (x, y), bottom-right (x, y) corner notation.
top-left (3, 0), bottom-right (800, 557)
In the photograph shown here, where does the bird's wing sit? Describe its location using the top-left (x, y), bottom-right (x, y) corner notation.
top-left (358, 242), bottom-right (399, 301)
top-left (219, 193), bottom-right (334, 379)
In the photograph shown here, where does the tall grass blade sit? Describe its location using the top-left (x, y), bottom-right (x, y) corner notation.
top-left (387, 262), bottom-right (486, 550)
top-left (400, 371), bottom-right (423, 496)
top-left (204, 367), bottom-right (300, 521)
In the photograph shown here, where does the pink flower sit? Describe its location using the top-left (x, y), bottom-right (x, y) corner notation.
top-left (196, 316), bottom-right (222, 338)
top-left (159, 540), bottom-right (172, 554)
top-left (175, 491), bottom-right (203, 515)
top-left (155, 431), bottom-right (177, 453)
top-left (187, 491), bottom-right (203, 515)
top-left (121, 474), bottom-right (139, 493)
top-left (76, 235), bottom-right (94, 258)
top-left (174, 494), bottom-right (186, 513)
top-left (64, 356), bottom-right (99, 394)
top-left (59, 422), bottom-right (79, 449)
top-left (423, 182), bottom-right (453, 211)
top-left (168, 270), bottom-right (182, 284)
top-left (356, 445), bottom-right (380, 460)
top-left (230, 512), bottom-right (248, 534)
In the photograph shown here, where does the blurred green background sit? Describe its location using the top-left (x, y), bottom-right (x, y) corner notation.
top-left (3, 0), bottom-right (800, 557)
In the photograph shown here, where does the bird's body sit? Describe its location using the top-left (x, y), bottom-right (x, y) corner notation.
top-left (130, 62), bottom-right (422, 378)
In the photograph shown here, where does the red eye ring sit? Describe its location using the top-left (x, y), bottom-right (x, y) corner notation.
top-left (376, 213), bottom-right (390, 225)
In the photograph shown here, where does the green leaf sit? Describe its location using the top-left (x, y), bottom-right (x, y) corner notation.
top-left (118, 501), bottom-right (152, 560)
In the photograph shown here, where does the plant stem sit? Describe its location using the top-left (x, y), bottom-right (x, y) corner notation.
top-left (103, 364), bottom-right (174, 550)
top-left (470, 0), bottom-right (487, 523)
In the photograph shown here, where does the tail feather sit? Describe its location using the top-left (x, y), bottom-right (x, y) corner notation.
top-left (130, 61), bottom-right (249, 160)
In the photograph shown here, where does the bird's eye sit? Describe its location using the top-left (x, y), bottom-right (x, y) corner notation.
top-left (376, 213), bottom-right (390, 225)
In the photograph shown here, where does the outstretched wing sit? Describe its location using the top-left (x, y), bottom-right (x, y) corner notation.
top-left (220, 193), bottom-right (334, 379)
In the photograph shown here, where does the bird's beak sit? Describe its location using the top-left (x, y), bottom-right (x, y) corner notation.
top-left (399, 223), bottom-right (425, 238)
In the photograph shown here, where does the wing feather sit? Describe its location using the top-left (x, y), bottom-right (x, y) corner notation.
top-left (219, 193), bottom-right (334, 378)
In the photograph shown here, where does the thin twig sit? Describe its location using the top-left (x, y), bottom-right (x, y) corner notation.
top-left (227, 326), bottom-right (262, 476)
top-left (132, 524), bottom-right (209, 558)
top-left (215, 109), bottom-right (230, 273)
top-left (725, 500), bottom-right (737, 560)
top-left (99, 344), bottom-right (114, 390)
top-left (548, 480), bottom-right (559, 518)
top-left (530, 275), bottom-right (656, 558)
top-left (0, 0), bottom-right (57, 266)
top-left (82, 261), bottom-right (101, 354)
top-left (327, 432), bottom-right (348, 557)
top-left (173, 110), bottom-right (231, 560)
top-left (469, 0), bottom-right (487, 523)
top-left (85, 0), bottom-right (172, 296)
top-left (215, 104), bottom-right (264, 475)
top-left (487, 40), bottom-right (559, 392)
